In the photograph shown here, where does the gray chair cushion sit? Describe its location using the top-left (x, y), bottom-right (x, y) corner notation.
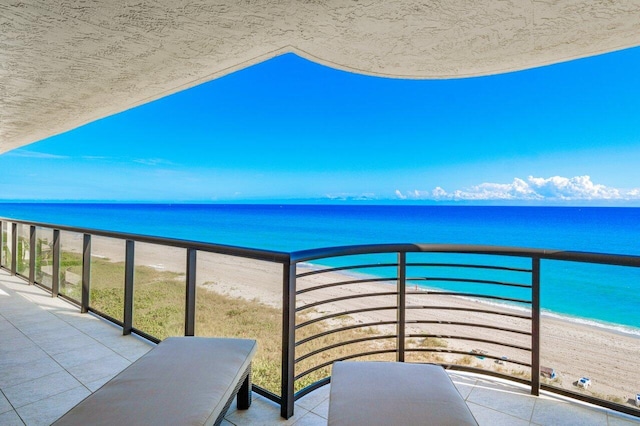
top-left (329, 361), bottom-right (478, 426)
top-left (53, 337), bottom-right (257, 426)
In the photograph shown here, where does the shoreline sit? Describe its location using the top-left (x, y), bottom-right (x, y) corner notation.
top-left (540, 309), bottom-right (640, 339)
top-left (452, 293), bottom-right (640, 339)
top-left (301, 261), bottom-right (640, 338)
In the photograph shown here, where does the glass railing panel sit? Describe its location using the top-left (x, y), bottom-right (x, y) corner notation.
top-left (16, 223), bottom-right (30, 276)
top-left (195, 251), bottom-right (283, 396)
top-left (89, 236), bottom-right (126, 322)
top-left (541, 260), bottom-right (640, 413)
top-left (133, 242), bottom-right (186, 340)
top-left (1, 221), bottom-right (10, 268)
top-left (59, 230), bottom-right (85, 302)
top-left (34, 227), bottom-right (54, 289)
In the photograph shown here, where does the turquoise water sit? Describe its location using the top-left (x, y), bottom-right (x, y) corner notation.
top-left (1, 203), bottom-right (639, 333)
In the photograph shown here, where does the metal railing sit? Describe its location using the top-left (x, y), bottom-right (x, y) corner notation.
top-left (0, 217), bottom-right (290, 406)
top-left (1, 218), bottom-right (639, 419)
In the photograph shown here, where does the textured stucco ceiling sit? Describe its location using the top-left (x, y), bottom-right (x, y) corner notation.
top-left (1, 0), bottom-right (640, 153)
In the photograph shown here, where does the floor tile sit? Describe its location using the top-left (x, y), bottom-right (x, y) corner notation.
top-left (68, 318), bottom-right (121, 336)
top-left (295, 384), bottom-right (330, 411)
top-left (66, 353), bottom-right (131, 385)
top-left (3, 371), bottom-right (84, 409)
top-left (0, 356), bottom-right (64, 388)
top-left (35, 332), bottom-right (99, 356)
top-left (108, 339), bottom-right (153, 362)
top-left (0, 334), bottom-right (37, 356)
top-left (16, 386), bottom-right (90, 426)
top-left (84, 375), bottom-right (112, 392)
top-left (609, 414), bottom-right (640, 425)
top-left (308, 399), bottom-right (329, 419)
top-left (291, 411), bottom-right (328, 425)
top-left (0, 345), bottom-right (49, 369)
top-left (467, 402), bottom-right (530, 426)
top-left (531, 398), bottom-right (608, 426)
top-left (467, 381), bottom-right (536, 421)
top-left (0, 391), bottom-right (14, 414)
top-left (225, 393), bottom-right (306, 425)
top-left (119, 344), bottom-right (154, 362)
top-left (0, 409), bottom-right (25, 426)
top-left (451, 373), bottom-right (478, 399)
top-left (51, 344), bottom-right (115, 369)
top-left (5, 312), bottom-right (58, 328)
top-left (27, 325), bottom-right (86, 346)
top-left (0, 322), bottom-right (24, 339)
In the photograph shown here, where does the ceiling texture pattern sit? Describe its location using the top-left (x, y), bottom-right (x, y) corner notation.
top-left (1, 0), bottom-right (640, 153)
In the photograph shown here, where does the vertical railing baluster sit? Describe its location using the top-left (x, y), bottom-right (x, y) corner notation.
top-left (81, 234), bottom-right (91, 314)
top-left (397, 252), bottom-right (407, 362)
top-left (280, 259), bottom-right (296, 419)
top-left (52, 230), bottom-right (60, 297)
top-left (28, 225), bottom-right (36, 285)
top-left (123, 240), bottom-right (135, 335)
top-left (185, 248), bottom-right (197, 336)
top-left (531, 257), bottom-right (541, 396)
top-left (11, 223), bottom-right (17, 275)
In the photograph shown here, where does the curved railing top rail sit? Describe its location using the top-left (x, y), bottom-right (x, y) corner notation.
top-left (290, 243), bottom-right (640, 267)
top-left (0, 216), bottom-right (290, 263)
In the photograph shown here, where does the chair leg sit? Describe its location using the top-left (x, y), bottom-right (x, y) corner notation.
top-left (237, 368), bottom-right (252, 410)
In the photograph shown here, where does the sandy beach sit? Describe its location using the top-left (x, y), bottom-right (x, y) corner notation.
top-left (82, 236), bottom-right (640, 407)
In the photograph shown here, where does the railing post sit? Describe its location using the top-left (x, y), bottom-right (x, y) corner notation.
top-left (52, 230), bottom-right (60, 297)
top-left (81, 234), bottom-right (91, 314)
top-left (28, 225), bottom-right (36, 285)
top-left (397, 252), bottom-right (406, 362)
top-left (531, 257), bottom-right (541, 396)
top-left (10, 223), bottom-right (17, 275)
top-left (185, 248), bottom-right (197, 336)
top-left (123, 240), bottom-right (135, 335)
top-left (280, 259), bottom-right (296, 419)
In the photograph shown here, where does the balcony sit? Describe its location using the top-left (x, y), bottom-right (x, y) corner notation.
top-left (1, 217), bottom-right (640, 425)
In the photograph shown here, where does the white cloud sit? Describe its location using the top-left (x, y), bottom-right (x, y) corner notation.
top-left (394, 189), bottom-right (407, 200)
top-left (81, 155), bottom-right (110, 160)
top-left (6, 150), bottom-right (68, 159)
top-left (396, 175), bottom-right (640, 202)
top-left (133, 158), bottom-right (175, 166)
top-left (325, 192), bottom-right (378, 201)
top-left (431, 187), bottom-right (447, 198)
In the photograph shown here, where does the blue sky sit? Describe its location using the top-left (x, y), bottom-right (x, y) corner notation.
top-left (1, 48), bottom-right (640, 204)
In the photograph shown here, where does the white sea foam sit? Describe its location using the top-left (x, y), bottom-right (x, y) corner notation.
top-left (541, 310), bottom-right (640, 338)
top-left (440, 294), bottom-right (640, 338)
top-left (300, 261), bottom-right (640, 338)
top-left (343, 275), bottom-right (640, 338)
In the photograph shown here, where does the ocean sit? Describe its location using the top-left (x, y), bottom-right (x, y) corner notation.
top-left (1, 203), bottom-right (639, 334)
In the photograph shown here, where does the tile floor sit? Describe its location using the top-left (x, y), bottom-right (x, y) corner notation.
top-left (1, 269), bottom-right (639, 425)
